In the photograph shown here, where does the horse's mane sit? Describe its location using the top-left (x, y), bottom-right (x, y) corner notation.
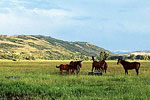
top-left (120, 59), bottom-right (130, 65)
top-left (121, 59), bottom-right (129, 63)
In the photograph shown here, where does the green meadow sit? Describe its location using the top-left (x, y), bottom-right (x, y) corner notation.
top-left (0, 60), bottom-right (150, 100)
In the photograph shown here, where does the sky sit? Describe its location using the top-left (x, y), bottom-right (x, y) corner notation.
top-left (0, 0), bottom-right (150, 52)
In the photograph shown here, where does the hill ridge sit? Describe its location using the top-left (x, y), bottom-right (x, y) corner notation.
top-left (0, 35), bottom-right (111, 60)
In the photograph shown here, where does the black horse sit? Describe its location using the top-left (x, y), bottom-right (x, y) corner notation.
top-left (117, 58), bottom-right (140, 75)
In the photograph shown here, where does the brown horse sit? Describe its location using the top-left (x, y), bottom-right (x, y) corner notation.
top-left (91, 56), bottom-right (108, 73)
top-left (117, 58), bottom-right (140, 75)
top-left (69, 61), bottom-right (82, 74)
top-left (56, 64), bottom-right (74, 75)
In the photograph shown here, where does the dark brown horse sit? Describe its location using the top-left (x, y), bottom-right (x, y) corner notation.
top-left (69, 61), bottom-right (82, 74)
top-left (91, 56), bottom-right (108, 73)
top-left (117, 58), bottom-right (140, 75)
top-left (56, 64), bottom-right (74, 75)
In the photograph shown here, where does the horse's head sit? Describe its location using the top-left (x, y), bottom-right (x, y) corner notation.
top-left (78, 61), bottom-right (83, 68)
top-left (117, 58), bottom-right (122, 64)
top-left (69, 61), bottom-right (74, 65)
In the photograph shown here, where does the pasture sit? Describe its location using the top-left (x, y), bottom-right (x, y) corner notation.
top-left (0, 60), bottom-right (150, 100)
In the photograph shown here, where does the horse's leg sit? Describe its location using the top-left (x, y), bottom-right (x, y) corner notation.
top-left (100, 67), bottom-right (104, 73)
top-left (92, 66), bottom-right (94, 72)
top-left (72, 69), bottom-right (75, 74)
top-left (71, 68), bottom-right (75, 74)
top-left (67, 70), bottom-right (69, 75)
top-left (97, 68), bottom-right (99, 72)
top-left (105, 69), bottom-right (106, 73)
top-left (136, 69), bottom-right (139, 75)
top-left (126, 70), bottom-right (128, 75)
top-left (105, 66), bottom-right (107, 73)
top-left (96, 67), bottom-right (98, 72)
top-left (77, 66), bottom-right (80, 74)
top-left (97, 68), bottom-right (100, 72)
top-left (60, 70), bottom-right (62, 75)
top-left (76, 66), bottom-right (78, 74)
top-left (99, 68), bottom-right (101, 72)
top-left (125, 69), bottom-right (127, 75)
top-left (71, 69), bottom-right (73, 74)
top-left (104, 64), bottom-right (107, 73)
top-left (102, 68), bottom-right (104, 73)
top-left (97, 67), bottom-right (100, 72)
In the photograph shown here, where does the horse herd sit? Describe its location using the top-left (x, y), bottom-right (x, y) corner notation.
top-left (56, 57), bottom-right (141, 75)
top-left (56, 61), bottom-right (82, 75)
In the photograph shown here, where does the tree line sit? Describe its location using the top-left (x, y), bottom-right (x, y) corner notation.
top-left (0, 50), bottom-right (150, 61)
top-left (108, 54), bottom-right (150, 60)
top-left (98, 52), bottom-right (150, 60)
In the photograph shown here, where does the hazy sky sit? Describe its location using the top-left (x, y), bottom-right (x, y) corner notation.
top-left (0, 0), bottom-right (150, 52)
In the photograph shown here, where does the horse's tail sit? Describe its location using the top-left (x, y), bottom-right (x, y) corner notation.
top-left (92, 56), bottom-right (95, 61)
top-left (56, 66), bottom-right (60, 68)
top-left (139, 63), bottom-right (141, 68)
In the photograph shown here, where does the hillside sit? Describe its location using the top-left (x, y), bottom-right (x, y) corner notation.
top-left (0, 35), bottom-right (110, 60)
top-left (114, 51), bottom-right (150, 56)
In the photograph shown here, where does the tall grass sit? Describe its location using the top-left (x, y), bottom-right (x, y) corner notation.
top-left (0, 60), bottom-right (150, 99)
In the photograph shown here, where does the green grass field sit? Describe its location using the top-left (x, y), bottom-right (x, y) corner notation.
top-left (0, 60), bottom-right (150, 100)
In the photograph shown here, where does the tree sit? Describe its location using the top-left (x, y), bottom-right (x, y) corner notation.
top-left (139, 55), bottom-right (144, 60)
top-left (99, 52), bottom-right (104, 60)
top-left (136, 55), bottom-right (141, 60)
top-left (144, 55), bottom-right (148, 60)
top-left (104, 52), bottom-right (110, 60)
top-left (99, 51), bottom-right (110, 60)
top-left (130, 54), bottom-right (136, 60)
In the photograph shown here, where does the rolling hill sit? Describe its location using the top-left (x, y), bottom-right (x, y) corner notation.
top-left (0, 35), bottom-right (111, 60)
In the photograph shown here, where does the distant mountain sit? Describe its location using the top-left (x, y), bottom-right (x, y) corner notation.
top-left (113, 51), bottom-right (131, 54)
top-left (113, 50), bottom-right (150, 56)
top-left (0, 35), bottom-right (111, 60)
top-left (130, 51), bottom-right (150, 55)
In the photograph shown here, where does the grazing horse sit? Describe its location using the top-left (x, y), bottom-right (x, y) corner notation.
top-left (69, 61), bottom-right (82, 74)
top-left (117, 58), bottom-right (140, 75)
top-left (56, 64), bottom-right (74, 75)
top-left (91, 56), bottom-right (108, 73)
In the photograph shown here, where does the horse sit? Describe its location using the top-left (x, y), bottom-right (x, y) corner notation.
top-left (117, 58), bottom-right (140, 75)
top-left (69, 61), bottom-right (82, 74)
top-left (91, 56), bottom-right (108, 73)
top-left (92, 60), bottom-right (107, 73)
top-left (56, 64), bottom-right (74, 75)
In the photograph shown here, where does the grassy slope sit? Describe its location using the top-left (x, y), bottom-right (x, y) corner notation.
top-left (32, 35), bottom-right (111, 57)
top-left (0, 35), bottom-right (73, 55)
top-left (0, 35), bottom-right (110, 59)
top-left (0, 60), bottom-right (150, 100)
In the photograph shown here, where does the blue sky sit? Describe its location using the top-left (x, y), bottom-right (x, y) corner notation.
top-left (0, 0), bottom-right (150, 52)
